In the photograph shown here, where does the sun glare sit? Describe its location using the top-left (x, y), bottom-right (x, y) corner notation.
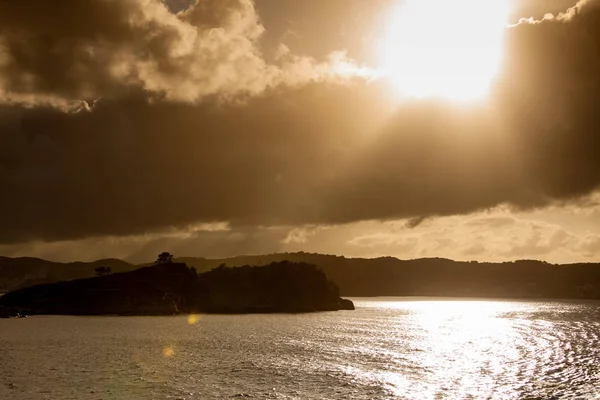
top-left (382, 0), bottom-right (509, 101)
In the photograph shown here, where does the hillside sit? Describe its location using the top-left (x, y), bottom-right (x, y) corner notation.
top-left (2, 253), bottom-right (600, 299)
top-left (0, 262), bottom-right (354, 316)
top-left (175, 253), bottom-right (600, 299)
top-left (0, 257), bottom-right (138, 292)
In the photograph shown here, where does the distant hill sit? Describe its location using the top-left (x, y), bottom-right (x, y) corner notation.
top-left (175, 253), bottom-right (600, 299)
top-left (0, 257), bottom-right (138, 292)
top-left (3, 253), bottom-right (600, 299)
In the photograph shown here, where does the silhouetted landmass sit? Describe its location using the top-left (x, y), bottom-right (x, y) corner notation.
top-left (0, 257), bottom-right (137, 292)
top-left (176, 253), bottom-right (600, 299)
top-left (3, 253), bottom-right (600, 300)
top-left (0, 261), bottom-right (354, 317)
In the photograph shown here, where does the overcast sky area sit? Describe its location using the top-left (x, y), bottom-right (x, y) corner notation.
top-left (1, 0), bottom-right (600, 264)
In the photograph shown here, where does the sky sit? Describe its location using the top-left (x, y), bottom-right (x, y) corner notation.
top-left (1, 0), bottom-right (600, 264)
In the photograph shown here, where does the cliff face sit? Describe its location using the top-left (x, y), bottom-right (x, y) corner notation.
top-left (0, 262), bottom-right (353, 316)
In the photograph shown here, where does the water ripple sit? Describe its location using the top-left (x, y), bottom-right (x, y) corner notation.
top-left (1, 299), bottom-right (600, 399)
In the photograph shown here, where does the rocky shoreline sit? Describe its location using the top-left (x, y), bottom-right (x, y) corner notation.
top-left (0, 306), bottom-right (29, 318)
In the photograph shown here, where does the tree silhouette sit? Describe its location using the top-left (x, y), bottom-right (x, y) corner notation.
top-left (156, 252), bottom-right (174, 265)
top-left (94, 266), bottom-right (111, 276)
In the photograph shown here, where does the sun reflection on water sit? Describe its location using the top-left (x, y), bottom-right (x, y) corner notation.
top-left (3, 303), bottom-right (598, 398)
top-left (364, 299), bottom-right (541, 398)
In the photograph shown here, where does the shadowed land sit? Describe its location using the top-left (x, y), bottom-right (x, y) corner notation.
top-left (4, 253), bottom-right (600, 300)
top-left (0, 261), bottom-right (354, 317)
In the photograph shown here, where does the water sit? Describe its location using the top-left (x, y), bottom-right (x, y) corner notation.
top-left (1, 298), bottom-right (600, 399)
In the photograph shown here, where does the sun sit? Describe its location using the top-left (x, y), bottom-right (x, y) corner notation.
top-left (381, 0), bottom-right (509, 101)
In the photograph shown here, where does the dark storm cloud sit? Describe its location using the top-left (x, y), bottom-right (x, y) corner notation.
top-left (0, 83), bottom-right (389, 243)
top-left (1, 0), bottom-right (600, 243)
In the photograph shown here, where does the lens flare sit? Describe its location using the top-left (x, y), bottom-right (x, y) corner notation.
top-left (162, 346), bottom-right (175, 358)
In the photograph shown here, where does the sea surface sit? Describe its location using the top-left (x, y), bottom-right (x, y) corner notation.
top-left (1, 298), bottom-right (600, 399)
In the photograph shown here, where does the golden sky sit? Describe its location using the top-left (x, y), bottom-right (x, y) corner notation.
top-left (0, 0), bottom-right (599, 263)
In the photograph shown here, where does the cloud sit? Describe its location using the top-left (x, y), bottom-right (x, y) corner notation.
top-left (345, 210), bottom-right (600, 263)
top-left (405, 216), bottom-right (428, 229)
top-left (3, 206), bottom-right (600, 263)
top-left (1, 1), bottom-right (600, 245)
top-left (509, 0), bottom-right (578, 21)
top-left (578, 234), bottom-right (600, 257)
top-left (464, 216), bottom-right (516, 228)
top-left (0, 0), bottom-right (366, 109)
top-left (323, 4), bottom-right (600, 222)
top-left (512, 0), bottom-right (598, 23)
top-left (0, 81), bottom-right (394, 243)
top-left (282, 225), bottom-right (325, 245)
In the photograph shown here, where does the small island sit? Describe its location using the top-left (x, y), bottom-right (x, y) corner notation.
top-left (0, 258), bottom-right (354, 317)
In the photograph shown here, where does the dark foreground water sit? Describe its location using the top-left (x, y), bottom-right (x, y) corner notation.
top-left (1, 298), bottom-right (600, 399)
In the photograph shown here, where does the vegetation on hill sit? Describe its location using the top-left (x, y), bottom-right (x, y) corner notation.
top-left (177, 253), bottom-right (600, 299)
top-left (197, 262), bottom-right (353, 313)
top-left (0, 261), bottom-right (354, 316)
top-left (3, 252), bottom-right (600, 300)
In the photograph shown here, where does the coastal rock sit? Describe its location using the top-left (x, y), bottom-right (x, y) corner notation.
top-left (339, 298), bottom-right (355, 310)
top-left (0, 305), bottom-right (28, 318)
